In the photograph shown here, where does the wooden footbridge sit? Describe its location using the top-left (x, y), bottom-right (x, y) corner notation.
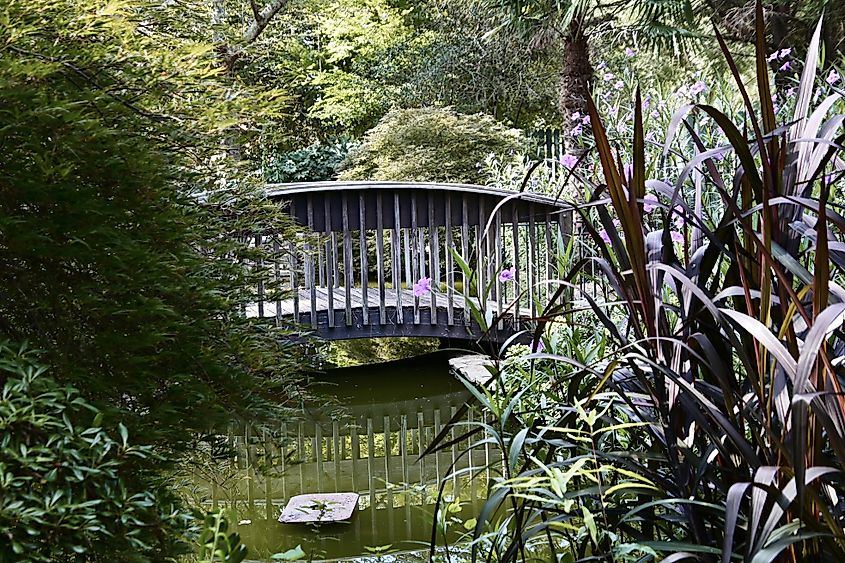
top-left (248, 181), bottom-right (572, 343)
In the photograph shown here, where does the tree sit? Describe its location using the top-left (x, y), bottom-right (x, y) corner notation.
top-left (0, 0), bottom-right (307, 447)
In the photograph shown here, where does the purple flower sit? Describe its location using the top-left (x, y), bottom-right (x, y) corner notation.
top-left (650, 109), bottom-right (660, 119)
top-left (531, 339), bottom-right (545, 353)
top-left (827, 69), bottom-right (840, 85)
top-left (614, 80), bottom-right (625, 90)
top-left (778, 47), bottom-right (792, 59)
top-left (779, 61), bottom-right (791, 72)
top-left (603, 72), bottom-right (615, 81)
top-left (597, 62), bottom-right (607, 70)
top-left (766, 52), bottom-right (779, 63)
top-left (625, 47), bottom-right (636, 58)
top-left (498, 266), bottom-right (516, 283)
top-left (786, 86), bottom-right (796, 97)
top-left (560, 153), bottom-right (578, 168)
top-left (643, 193), bottom-right (658, 213)
top-left (582, 114), bottom-right (591, 125)
top-left (670, 231), bottom-right (684, 243)
top-left (599, 229), bottom-right (611, 244)
top-left (570, 111), bottom-right (582, 121)
top-left (645, 131), bottom-right (656, 143)
top-left (672, 206), bottom-right (686, 229)
top-left (689, 81), bottom-right (707, 96)
top-left (413, 277), bottom-right (432, 297)
top-left (569, 124), bottom-right (583, 137)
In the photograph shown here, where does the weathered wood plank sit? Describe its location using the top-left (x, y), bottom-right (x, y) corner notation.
top-left (376, 194), bottom-right (386, 324)
top-left (342, 194), bottom-right (352, 326)
top-left (359, 193), bottom-right (368, 325)
top-left (445, 193), bottom-right (454, 326)
top-left (324, 198), bottom-right (335, 328)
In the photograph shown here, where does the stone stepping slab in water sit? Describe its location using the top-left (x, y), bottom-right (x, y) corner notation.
top-left (278, 493), bottom-right (360, 524)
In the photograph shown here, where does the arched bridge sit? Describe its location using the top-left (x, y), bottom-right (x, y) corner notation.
top-left (249, 181), bottom-right (573, 343)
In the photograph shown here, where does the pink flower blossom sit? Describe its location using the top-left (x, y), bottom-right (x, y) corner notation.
top-left (413, 277), bottom-right (432, 296)
top-left (498, 266), bottom-right (516, 282)
top-left (827, 69), bottom-right (841, 85)
top-left (560, 153), bottom-right (578, 168)
top-left (670, 231), bottom-right (684, 243)
top-left (643, 193), bottom-right (658, 213)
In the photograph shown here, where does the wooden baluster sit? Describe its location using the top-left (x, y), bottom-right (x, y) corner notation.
top-left (528, 203), bottom-right (537, 319)
top-left (411, 196), bottom-right (420, 324)
top-left (306, 196), bottom-right (317, 328)
top-left (445, 193), bottom-right (454, 326)
top-left (342, 194), bottom-right (352, 326)
top-left (359, 194), bottom-right (369, 325)
top-left (428, 192), bottom-right (438, 325)
top-left (476, 199), bottom-right (485, 309)
top-left (494, 212), bottom-right (503, 329)
top-left (393, 193), bottom-right (403, 323)
top-left (375, 194), bottom-right (386, 325)
top-left (512, 204), bottom-right (521, 320)
top-left (545, 211), bottom-right (554, 308)
top-left (324, 198), bottom-right (335, 328)
top-left (460, 195), bottom-right (470, 327)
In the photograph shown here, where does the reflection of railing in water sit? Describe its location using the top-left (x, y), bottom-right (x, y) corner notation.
top-left (199, 390), bottom-right (498, 534)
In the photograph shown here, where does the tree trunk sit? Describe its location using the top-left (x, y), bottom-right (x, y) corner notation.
top-left (558, 15), bottom-right (593, 126)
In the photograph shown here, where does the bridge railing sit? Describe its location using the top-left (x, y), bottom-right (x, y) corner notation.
top-left (249, 182), bottom-right (578, 339)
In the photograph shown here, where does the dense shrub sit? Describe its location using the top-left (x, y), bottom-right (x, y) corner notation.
top-left (263, 140), bottom-right (351, 183)
top-left (0, 343), bottom-right (191, 562)
top-left (338, 107), bottom-right (525, 183)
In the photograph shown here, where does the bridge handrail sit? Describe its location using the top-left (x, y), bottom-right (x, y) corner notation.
top-left (266, 180), bottom-right (572, 210)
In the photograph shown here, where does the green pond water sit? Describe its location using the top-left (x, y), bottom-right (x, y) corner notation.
top-left (192, 351), bottom-right (494, 562)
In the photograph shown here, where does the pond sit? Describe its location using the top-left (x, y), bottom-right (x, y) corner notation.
top-left (190, 351), bottom-right (494, 561)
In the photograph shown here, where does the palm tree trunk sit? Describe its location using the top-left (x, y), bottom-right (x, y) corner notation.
top-left (558, 15), bottom-right (593, 126)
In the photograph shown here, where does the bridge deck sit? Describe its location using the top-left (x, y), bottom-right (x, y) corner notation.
top-left (248, 287), bottom-right (533, 341)
top-left (249, 287), bottom-right (529, 317)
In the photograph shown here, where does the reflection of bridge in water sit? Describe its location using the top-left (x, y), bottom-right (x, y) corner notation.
top-left (196, 361), bottom-right (499, 558)
top-left (249, 181), bottom-right (574, 343)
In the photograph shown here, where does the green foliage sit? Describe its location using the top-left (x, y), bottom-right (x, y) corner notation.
top-left (0, 342), bottom-right (192, 562)
top-left (0, 0), bottom-right (308, 448)
top-left (196, 511), bottom-right (248, 563)
top-left (338, 107), bottom-right (525, 183)
top-left (430, 8), bottom-right (845, 561)
top-left (328, 337), bottom-right (440, 367)
top-left (263, 140), bottom-right (351, 183)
